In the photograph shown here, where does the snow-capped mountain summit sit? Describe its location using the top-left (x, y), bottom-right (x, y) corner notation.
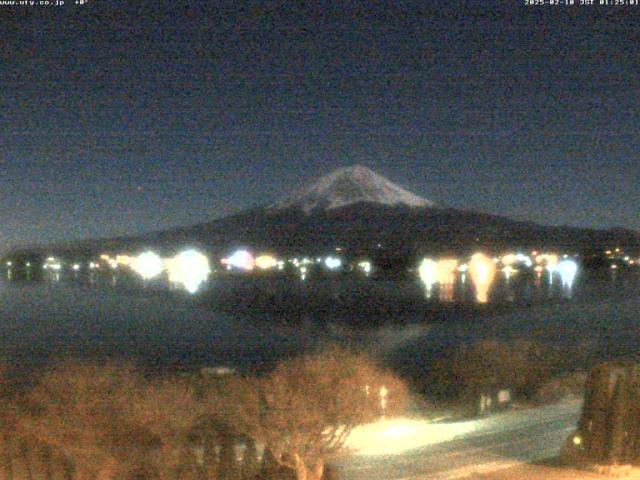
top-left (270, 165), bottom-right (435, 213)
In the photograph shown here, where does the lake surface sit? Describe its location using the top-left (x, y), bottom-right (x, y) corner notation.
top-left (1, 268), bottom-right (639, 378)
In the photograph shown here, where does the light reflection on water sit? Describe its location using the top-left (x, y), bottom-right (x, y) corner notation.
top-left (0, 259), bottom-right (617, 308)
top-left (469, 253), bottom-right (497, 303)
top-left (0, 267), bottom-right (638, 374)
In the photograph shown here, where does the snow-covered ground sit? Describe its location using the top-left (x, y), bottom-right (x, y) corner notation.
top-left (344, 417), bottom-right (480, 456)
top-left (335, 399), bottom-right (582, 480)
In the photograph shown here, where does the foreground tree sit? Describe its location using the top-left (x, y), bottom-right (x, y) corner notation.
top-left (123, 376), bottom-right (206, 480)
top-left (241, 437), bottom-right (259, 480)
top-left (577, 361), bottom-right (640, 465)
top-left (0, 364), bottom-right (19, 480)
top-left (17, 362), bottom-right (147, 480)
top-left (217, 347), bottom-right (409, 480)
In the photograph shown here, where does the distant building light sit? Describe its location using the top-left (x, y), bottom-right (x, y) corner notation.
top-left (502, 265), bottom-right (516, 280)
top-left (255, 254), bottom-right (278, 270)
top-left (418, 258), bottom-right (438, 295)
top-left (166, 249), bottom-right (210, 294)
top-left (324, 256), bottom-right (342, 270)
top-left (44, 257), bottom-right (62, 271)
top-left (515, 253), bottom-right (533, 267)
top-left (201, 366), bottom-right (236, 378)
top-left (469, 253), bottom-right (497, 303)
top-left (224, 250), bottom-right (255, 271)
top-left (131, 251), bottom-right (164, 280)
top-left (358, 260), bottom-right (372, 275)
top-left (436, 259), bottom-right (458, 285)
top-left (556, 259), bottom-right (578, 288)
top-left (501, 254), bottom-right (517, 266)
top-left (498, 253), bottom-right (531, 267)
top-left (116, 255), bottom-right (133, 266)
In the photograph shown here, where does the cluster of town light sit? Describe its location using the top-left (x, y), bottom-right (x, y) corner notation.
top-left (3, 244), bottom-right (595, 301)
top-left (43, 247), bottom-right (581, 300)
top-left (98, 250), bottom-right (210, 293)
top-left (605, 247), bottom-right (638, 270)
top-left (48, 248), bottom-right (370, 288)
top-left (418, 251), bottom-right (580, 303)
top-left (222, 249), bottom-right (255, 271)
top-left (498, 251), bottom-right (580, 289)
top-left (218, 249), bottom-right (370, 281)
top-left (418, 258), bottom-right (460, 301)
top-left (42, 256), bottom-right (62, 271)
top-left (358, 260), bottom-right (372, 275)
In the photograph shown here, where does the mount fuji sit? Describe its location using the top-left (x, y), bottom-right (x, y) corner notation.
top-left (8, 165), bottom-right (640, 261)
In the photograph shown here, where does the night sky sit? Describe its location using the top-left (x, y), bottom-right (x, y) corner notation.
top-left (1, 1), bottom-right (639, 248)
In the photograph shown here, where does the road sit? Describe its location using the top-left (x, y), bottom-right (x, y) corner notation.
top-left (333, 399), bottom-right (582, 480)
